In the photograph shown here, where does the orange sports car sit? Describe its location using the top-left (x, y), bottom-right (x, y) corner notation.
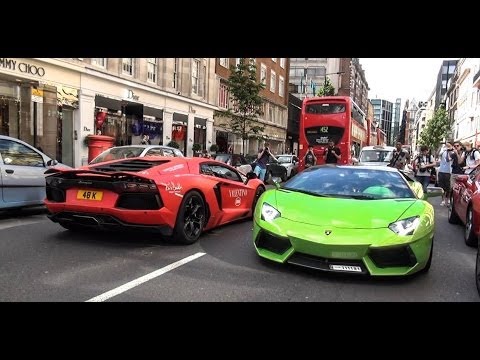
top-left (44, 157), bottom-right (265, 244)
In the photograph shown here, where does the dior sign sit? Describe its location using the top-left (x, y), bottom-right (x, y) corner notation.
top-left (0, 58), bottom-right (45, 77)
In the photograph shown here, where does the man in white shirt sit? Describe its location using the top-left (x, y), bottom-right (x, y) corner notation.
top-left (462, 142), bottom-right (480, 175)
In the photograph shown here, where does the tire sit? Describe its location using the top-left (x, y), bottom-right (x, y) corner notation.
top-left (251, 186), bottom-right (265, 217)
top-left (464, 206), bottom-right (478, 247)
top-left (172, 191), bottom-right (206, 245)
top-left (476, 242), bottom-right (480, 296)
top-left (448, 193), bottom-right (461, 224)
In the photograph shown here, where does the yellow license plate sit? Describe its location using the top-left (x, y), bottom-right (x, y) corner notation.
top-left (77, 190), bottom-right (103, 201)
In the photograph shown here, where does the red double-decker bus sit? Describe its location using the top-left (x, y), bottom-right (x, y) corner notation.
top-left (298, 96), bottom-right (367, 171)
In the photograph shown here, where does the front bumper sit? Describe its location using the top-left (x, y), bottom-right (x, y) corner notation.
top-left (253, 217), bottom-right (433, 276)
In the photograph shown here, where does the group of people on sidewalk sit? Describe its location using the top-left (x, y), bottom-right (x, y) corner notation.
top-left (389, 140), bottom-right (480, 206)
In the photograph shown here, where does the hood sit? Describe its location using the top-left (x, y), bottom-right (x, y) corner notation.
top-left (273, 189), bottom-right (417, 229)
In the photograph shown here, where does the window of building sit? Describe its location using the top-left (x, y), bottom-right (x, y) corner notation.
top-left (280, 58), bottom-right (285, 68)
top-left (219, 58), bottom-right (229, 68)
top-left (236, 58), bottom-right (241, 67)
top-left (260, 64), bottom-right (267, 85)
top-left (272, 58), bottom-right (277, 63)
top-left (91, 58), bottom-right (106, 68)
top-left (147, 58), bottom-right (157, 83)
top-left (192, 59), bottom-right (200, 95)
top-left (270, 70), bottom-right (276, 93)
top-left (173, 58), bottom-right (179, 89)
top-left (218, 82), bottom-right (229, 109)
top-left (279, 76), bottom-right (285, 97)
top-left (122, 58), bottom-right (134, 76)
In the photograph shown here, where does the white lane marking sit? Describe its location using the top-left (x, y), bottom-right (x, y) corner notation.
top-left (86, 252), bottom-right (206, 302)
top-left (0, 218), bottom-right (47, 230)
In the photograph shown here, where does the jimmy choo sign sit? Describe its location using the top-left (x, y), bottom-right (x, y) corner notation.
top-left (0, 58), bottom-right (45, 77)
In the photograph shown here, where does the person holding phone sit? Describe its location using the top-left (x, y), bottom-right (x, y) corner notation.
top-left (323, 139), bottom-right (341, 164)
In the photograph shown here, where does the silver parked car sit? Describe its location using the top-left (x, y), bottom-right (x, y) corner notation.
top-left (0, 135), bottom-right (70, 210)
top-left (276, 154), bottom-right (299, 178)
top-left (89, 145), bottom-right (184, 164)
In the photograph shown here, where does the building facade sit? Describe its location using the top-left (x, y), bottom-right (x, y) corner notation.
top-left (0, 58), bottom-right (219, 167)
top-left (337, 58), bottom-right (369, 115)
top-left (435, 60), bottom-right (458, 110)
top-left (287, 93), bottom-right (301, 155)
top-left (370, 98), bottom-right (393, 145)
top-left (214, 58), bottom-right (289, 155)
top-left (392, 98), bottom-right (402, 144)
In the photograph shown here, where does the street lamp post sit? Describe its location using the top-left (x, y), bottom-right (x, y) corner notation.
top-left (323, 71), bottom-right (345, 96)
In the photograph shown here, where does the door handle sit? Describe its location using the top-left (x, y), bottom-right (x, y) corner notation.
top-left (5, 169), bottom-right (14, 174)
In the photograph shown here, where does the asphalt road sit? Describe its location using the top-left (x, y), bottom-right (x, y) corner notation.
top-left (0, 197), bottom-right (478, 302)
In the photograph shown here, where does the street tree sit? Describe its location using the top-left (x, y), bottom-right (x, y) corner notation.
top-left (419, 105), bottom-right (451, 153)
top-left (214, 58), bottom-right (266, 154)
top-left (317, 77), bottom-right (335, 96)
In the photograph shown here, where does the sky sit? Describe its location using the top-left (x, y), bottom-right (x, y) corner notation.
top-left (360, 58), bottom-right (447, 105)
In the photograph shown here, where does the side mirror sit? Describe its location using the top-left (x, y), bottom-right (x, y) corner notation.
top-left (47, 159), bottom-right (58, 167)
top-left (425, 186), bottom-right (444, 198)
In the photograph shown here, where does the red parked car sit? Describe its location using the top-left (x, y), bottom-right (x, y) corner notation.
top-left (448, 170), bottom-right (480, 247)
top-left (44, 157), bottom-right (265, 244)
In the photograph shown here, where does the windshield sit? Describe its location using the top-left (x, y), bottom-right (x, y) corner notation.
top-left (359, 149), bottom-right (393, 163)
top-left (277, 156), bottom-right (292, 164)
top-left (282, 166), bottom-right (415, 200)
top-left (90, 147), bottom-right (145, 164)
top-left (305, 102), bottom-right (346, 114)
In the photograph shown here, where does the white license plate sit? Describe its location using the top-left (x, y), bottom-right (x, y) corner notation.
top-left (329, 264), bottom-right (362, 272)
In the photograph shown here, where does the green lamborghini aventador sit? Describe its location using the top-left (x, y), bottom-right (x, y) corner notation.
top-left (253, 165), bottom-right (442, 276)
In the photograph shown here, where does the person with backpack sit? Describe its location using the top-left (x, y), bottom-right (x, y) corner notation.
top-left (462, 141), bottom-right (480, 175)
top-left (414, 145), bottom-right (436, 193)
top-left (388, 141), bottom-right (410, 170)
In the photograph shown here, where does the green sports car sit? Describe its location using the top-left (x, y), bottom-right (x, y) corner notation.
top-left (253, 165), bottom-right (442, 276)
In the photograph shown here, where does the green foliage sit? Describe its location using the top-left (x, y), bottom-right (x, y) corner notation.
top-left (209, 144), bottom-right (219, 152)
top-left (167, 141), bottom-right (180, 149)
top-left (192, 143), bottom-right (202, 152)
top-left (214, 58), bottom-right (266, 154)
top-left (419, 106), bottom-right (451, 153)
top-left (317, 77), bottom-right (335, 96)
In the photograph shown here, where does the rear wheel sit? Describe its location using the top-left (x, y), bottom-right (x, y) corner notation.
top-left (448, 193), bottom-right (461, 224)
top-left (464, 207), bottom-right (478, 247)
top-left (172, 191), bottom-right (206, 245)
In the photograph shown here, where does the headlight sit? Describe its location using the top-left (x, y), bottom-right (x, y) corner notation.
top-left (261, 202), bottom-right (281, 222)
top-left (388, 216), bottom-right (420, 236)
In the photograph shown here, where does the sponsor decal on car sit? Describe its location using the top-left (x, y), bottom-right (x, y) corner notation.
top-left (228, 189), bottom-right (248, 197)
top-left (163, 182), bottom-right (183, 193)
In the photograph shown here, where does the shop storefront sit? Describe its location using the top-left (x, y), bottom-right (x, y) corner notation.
top-left (0, 58), bottom-right (81, 166)
top-left (171, 113), bottom-right (188, 155)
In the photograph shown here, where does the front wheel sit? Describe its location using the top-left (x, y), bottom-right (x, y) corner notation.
top-left (465, 207), bottom-right (479, 247)
top-left (448, 193), bottom-right (461, 224)
top-left (172, 191), bottom-right (206, 245)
